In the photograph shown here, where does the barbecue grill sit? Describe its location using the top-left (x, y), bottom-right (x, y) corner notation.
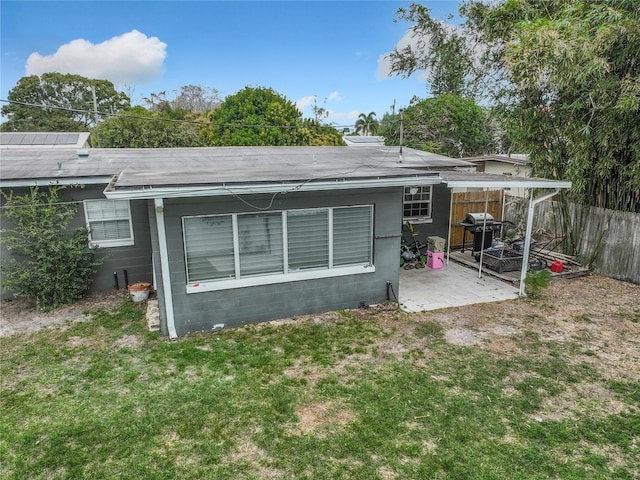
top-left (458, 212), bottom-right (504, 253)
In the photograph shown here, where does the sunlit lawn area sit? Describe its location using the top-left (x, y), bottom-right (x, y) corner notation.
top-left (1, 279), bottom-right (639, 479)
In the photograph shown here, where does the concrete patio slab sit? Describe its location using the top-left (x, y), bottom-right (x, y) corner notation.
top-left (398, 259), bottom-right (520, 313)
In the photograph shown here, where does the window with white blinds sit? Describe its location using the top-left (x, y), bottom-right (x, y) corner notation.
top-left (333, 206), bottom-right (373, 266)
top-left (287, 209), bottom-right (329, 270)
top-left (183, 205), bottom-right (374, 291)
top-left (84, 199), bottom-right (134, 247)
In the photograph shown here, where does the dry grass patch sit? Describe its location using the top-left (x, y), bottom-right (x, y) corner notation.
top-left (294, 400), bottom-right (357, 436)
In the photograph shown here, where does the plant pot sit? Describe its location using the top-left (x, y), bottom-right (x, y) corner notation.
top-left (128, 282), bottom-right (151, 302)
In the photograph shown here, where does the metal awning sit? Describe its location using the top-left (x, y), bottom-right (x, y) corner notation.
top-left (442, 174), bottom-right (572, 297)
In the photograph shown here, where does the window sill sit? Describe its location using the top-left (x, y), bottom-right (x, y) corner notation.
top-left (89, 239), bottom-right (135, 248)
top-left (186, 264), bottom-right (375, 294)
top-left (403, 218), bottom-right (433, 224)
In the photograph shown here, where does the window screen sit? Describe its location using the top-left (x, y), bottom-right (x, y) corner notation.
top-left (287, 209), bottom-right (329, 271)
top-left (333, 206), bottom-right (373, 266)
top-left (84, 199), bottom-right (134, 247)
top-left (183, 205), bottom-right (374, 287)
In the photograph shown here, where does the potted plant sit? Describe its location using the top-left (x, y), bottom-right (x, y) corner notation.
top-left (127, 282), bottom-right (152, 302)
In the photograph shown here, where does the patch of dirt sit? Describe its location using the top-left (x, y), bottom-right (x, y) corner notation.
top-left (294, 400), bottom-right (357, 435)
top-left (0, 289), bottom-right (129, 337)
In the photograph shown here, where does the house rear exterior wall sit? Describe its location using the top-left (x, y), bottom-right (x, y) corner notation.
top-left (153, 187), bottom-right (403, 336)
top-left (401, 183), bottom-right (451, 246)
top-left (0, 185), bottom-right (153, 300)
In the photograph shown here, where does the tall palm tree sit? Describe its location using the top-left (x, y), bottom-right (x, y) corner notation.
top-left (355, 112), bottom-right (379, 136)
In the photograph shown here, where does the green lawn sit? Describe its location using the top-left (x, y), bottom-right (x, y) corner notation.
top-left (1, 284), bottom-right (639, 479)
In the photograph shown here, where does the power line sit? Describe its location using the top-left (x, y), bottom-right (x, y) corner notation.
top-left (0, 98), bottom-right (359, 130)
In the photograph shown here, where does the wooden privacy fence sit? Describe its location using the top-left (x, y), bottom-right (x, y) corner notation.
top-left (449, 190), bottom-right (504, 248)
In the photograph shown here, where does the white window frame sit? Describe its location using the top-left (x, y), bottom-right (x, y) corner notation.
top-left (403, 185), bottom-right (433, 223)
top-left (83, 199), bottom-right (135, 248)
top-left (183, 205), bottom-right (375, 294)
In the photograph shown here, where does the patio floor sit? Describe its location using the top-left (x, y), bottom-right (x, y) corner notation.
top-left (398, 258), bottom-right (521, 313)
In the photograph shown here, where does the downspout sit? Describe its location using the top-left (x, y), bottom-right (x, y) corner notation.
top-left (477, 188), bottom-right (489, 278)
top-left (518, 189), bottom-right (561, 296)
top-left (154, 198), bottom-right (178, 339)
top-left (446, 187), bottom-right (453, 265)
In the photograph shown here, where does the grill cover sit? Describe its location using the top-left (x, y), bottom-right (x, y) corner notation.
top-left (465, 212), bottom-right (495, 224)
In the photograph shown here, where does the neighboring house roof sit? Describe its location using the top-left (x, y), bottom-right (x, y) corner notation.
top-left (460, 154), bottom-right (529, 166)
top-left (343, 136), bottom-right (385, 146)
top-left (0, 132), bottom-right (91, 149)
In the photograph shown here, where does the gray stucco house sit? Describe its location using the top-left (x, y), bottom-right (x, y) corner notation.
top-left (1, 140), bottom-right (569, 337)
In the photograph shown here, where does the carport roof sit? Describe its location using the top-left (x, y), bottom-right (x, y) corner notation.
top-left (439, 170), bottom-right (571, 189)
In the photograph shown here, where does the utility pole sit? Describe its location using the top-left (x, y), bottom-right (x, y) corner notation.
top-left (399, 108), bottom-right (404, 163)
top-left (91, 85), bottom-right (99, 126)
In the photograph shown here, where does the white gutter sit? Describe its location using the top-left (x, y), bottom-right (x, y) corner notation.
top-left (0, 176), bottom-right (113, 188)
top-left (103, 176), bottom-right (442, 200)
top-left (446, 191), bottom-right (453, 265)
top-left (444, 180), bottom-right (571, 189)
top-left (154, 198), bottom-right (178, 339)
top-left (518, 189), bottom-right (562, 296)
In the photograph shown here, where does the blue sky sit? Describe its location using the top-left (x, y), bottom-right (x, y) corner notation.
top-left (1, 1), bottom-right (461, 128)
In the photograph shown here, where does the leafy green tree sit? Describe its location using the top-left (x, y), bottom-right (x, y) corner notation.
top-left (202, 87), bottom-right (306, 146)
top-left (389, 1), bottom-right (640, 213)
top-left (1, 187), bottom-right (104, 310)
top-left (355, 112), bottom-right (379, 136)
top-left (299, 119), bottom-right (347, 146)
top-left (381, 94), bottom-right (495, 157)
top-left (1, 73), bottom-right (130, 132)
top-left (92, 106), bottom-right (203, 148)
top-left (388, 4), bottom-right (476, 98)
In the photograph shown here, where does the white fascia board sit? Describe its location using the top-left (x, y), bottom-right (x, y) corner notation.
top-left (0, 177), bottom-right (113, 188)
top-left (443, 180), bottom-right (572, 189)
top-left (103, 176), bottom-right (442, 200)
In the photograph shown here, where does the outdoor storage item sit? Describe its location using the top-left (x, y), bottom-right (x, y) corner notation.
top-left (128, 282), bottom-right (152, 302)
top-left (510, 238), bottom-right (537, 252)
top-left (550, 261), bottom-right (564, 273)
top-left (427, 250), bottom-right (444, 269)
top-left (427, 236), bottom-right (446, 253)
top-left (480, 247), bottom-right (524, 274)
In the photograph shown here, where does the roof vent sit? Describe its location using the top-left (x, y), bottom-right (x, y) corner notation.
top-left (77, 149), bottom-right (89, 158)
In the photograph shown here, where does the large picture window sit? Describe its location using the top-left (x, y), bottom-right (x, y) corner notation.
top-left (183, 206), bottom-right (374, 293)
top-left (403, 186), bottom-right (432, 222)
top-left (84, 199), bottom-right (134, 248)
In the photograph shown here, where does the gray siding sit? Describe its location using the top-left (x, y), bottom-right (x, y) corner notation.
top-left (401, 184), bottom-right (452, 244)
top-left (154, 188), bottom-right (403, 335)
top-left (1, 185), bottom-right (153, 299)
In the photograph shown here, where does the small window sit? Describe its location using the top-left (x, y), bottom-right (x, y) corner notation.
top-left (84, 199), bottom-right (134, 248)
top-left (403, 186), bottom-right (432, 223)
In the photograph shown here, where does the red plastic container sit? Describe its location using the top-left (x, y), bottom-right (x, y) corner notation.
top-left (550, 261), bottom-right (564, 273)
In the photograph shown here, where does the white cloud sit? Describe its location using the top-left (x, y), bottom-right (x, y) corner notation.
top-left (377, 21), bottom-right (470, 81)
top-left (325, 91), bottom-right (341, 102)
top-left (377, 28), bottom-right (427, 80)
top-left (327, 110), bottom-right (359, 121)
top-left (296, 95), bottom-right (316, 111)
top-left (26, 30), bottom-right (167, 84)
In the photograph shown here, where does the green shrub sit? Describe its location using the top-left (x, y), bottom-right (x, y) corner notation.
top-left (524, 269), bottom-right (552, 297)
top-left (1, 186), bottom-right (104, 310)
